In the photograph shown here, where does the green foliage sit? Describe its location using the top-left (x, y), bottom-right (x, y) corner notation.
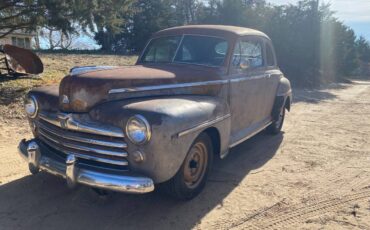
top-left (0, 0), bottom-right (134, 38)
top-left (356, 36), bottom-right (370, 63)
top-left (93, 0), bottom-right (368, 86)
top-left (95, 0), bottom-right (182, 52)
top-left (2, 0), bottom-right (367, 86)
top-left (0, 0), bottom-right (44, 37)
top-left (122, 0), bottom-right (180, 52)
top-left (198, 0), bottom-right (360, 86)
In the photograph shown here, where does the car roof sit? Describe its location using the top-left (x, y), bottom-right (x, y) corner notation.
top-left (153, 25), bottom-right (269, 40)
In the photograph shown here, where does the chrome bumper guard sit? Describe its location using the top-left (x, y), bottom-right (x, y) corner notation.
top-left (18, 139), bottom-right (154, 194)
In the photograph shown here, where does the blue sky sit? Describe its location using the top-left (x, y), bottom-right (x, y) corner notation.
top-left (270, 0), bottom-right (370, 40)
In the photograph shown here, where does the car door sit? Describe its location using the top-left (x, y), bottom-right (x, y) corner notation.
top-left (260, 39), bottom-right (282, 119)
top-left (229, 36), bottom-right (268, 145)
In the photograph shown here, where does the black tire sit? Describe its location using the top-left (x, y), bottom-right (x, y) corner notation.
top-left (162, 133), bottom-right (213, 200)
top-left (266, 105), bottom-right (286, 135)
top-left (28, 164), bottom-right (40, 175)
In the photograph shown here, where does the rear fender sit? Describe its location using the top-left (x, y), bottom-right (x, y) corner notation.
top-left (272, 77), bottom-right (292, 119)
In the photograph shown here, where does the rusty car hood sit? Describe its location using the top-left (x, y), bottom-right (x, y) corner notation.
top-left (59, 64), bottom-right (225, 112)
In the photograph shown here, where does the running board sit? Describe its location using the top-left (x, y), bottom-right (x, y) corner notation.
top-left (229, 120), bottom-right (272, 148)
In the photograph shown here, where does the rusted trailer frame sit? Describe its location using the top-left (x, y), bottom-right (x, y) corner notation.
top-left (0, 48), bottom-right (14, 76)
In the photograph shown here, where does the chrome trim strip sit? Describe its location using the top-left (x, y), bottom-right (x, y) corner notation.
top-left (39, 135), bottom-right (128, 166)
top-left (177, 114), bottom-right (231, 138)
top-left (38, 129), bottom-right (128, 158)
top-left (18, 140), bottom-right (154, 194)
top-left (109, 79), bottom-right (228, 94)
top-left (39, 112), bottom-right (124, 138)
top-left (39, 112), bottom-right (60, 126)
top-left (70, 66), bottom-right (116, 76)
top-left (72, 152), bottom-right (128, 166)
top-left (230, 74), bottom-right (266, 83)
top-left (37, 121), bottom-right (127, 149)
top-left (229, 120), bottom-right (272, 148)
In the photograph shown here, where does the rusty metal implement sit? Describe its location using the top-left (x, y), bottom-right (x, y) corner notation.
top-left (0, 44), bottom-right (43, 77)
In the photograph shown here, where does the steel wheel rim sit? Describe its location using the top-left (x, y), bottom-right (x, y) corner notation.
top-left (183, 142), bottom-right (208, 189)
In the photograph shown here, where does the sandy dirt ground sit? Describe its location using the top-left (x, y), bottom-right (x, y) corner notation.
top-left (0, 81), bottom-right (370, 230)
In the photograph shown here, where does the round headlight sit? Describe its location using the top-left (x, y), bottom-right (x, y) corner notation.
top-left (126, 115), bottom-right (151, 145)
top-left (25, 95), bottom-right (38, 118)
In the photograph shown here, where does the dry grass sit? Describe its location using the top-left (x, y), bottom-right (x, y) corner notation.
top-left (1, 81), bottom-right (370, 229)
top-left (0, 53), bottom-right (137, 121)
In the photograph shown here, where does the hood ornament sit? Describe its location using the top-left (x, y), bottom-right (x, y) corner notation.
top-left (57, 113), bottom-right (70, 129)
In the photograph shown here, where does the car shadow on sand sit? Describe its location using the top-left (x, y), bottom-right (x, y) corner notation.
top-left (0, 132), bottom-right (283, 230)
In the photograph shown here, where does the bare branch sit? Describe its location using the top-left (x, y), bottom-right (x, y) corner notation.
top-left (0, 22), bottom-right (34, 38)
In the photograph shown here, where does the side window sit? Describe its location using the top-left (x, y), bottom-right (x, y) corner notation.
top-left (142, 36), bottom-right (181, 63)
top-left (17, 38), bottom-right (25, 48)
top-left (174, 36), bottom-right (228, 66)
top-left (215, 41), bottom-right (228, 56)
top-left (240, 40), bottom-right (263, 68)
top-left (231, 42), bottom-right (242, 68)
top-left (11, 37), bottom-right (17, 46)
top-left (25, 37), bottom-right (31, 49)
top-left (266, 42), bottom-right (276, 67)
top-left (181, 46), bottom-right (192, 61)
top-left (231, 38), bottom-right (263, 73)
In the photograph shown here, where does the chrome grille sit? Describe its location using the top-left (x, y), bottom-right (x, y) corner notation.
top-left (36, 112), bottom-right (128, 168)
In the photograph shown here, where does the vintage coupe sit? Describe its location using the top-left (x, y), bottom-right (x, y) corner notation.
top-left (19, 25), bottom-right (292, 200)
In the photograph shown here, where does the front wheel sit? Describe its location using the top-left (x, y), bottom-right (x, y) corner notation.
top-left (162, 133), bottom-right (213, 200)
top-left (267, 105), bottom-right (286, 135)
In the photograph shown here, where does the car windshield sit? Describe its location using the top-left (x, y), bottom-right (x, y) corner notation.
top-left (141, 35), bottom-right (229, 67)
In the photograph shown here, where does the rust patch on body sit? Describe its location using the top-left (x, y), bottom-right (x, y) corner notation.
top-left (59, 64), bottom-right (225, 112)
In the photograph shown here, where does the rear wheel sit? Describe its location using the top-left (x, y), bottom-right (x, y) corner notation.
top-left (267, 105), bottom-right (286, 135)
top-left (162, 133), bottom-right (213, 200)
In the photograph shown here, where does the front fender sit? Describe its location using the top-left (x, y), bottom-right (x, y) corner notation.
top-left (28, 85), bottom-right (59, 112)
top-left (89, 95), bottom-right (230, 183)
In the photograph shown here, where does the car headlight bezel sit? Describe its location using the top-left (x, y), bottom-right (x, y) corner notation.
top-left (25, 95), bottom-right (38, 118)
top-left (125, 115), bottom-right (151, 145)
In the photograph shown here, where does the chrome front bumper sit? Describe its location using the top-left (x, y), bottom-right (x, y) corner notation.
top-left (18, 139), bottom-right (154, 194)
